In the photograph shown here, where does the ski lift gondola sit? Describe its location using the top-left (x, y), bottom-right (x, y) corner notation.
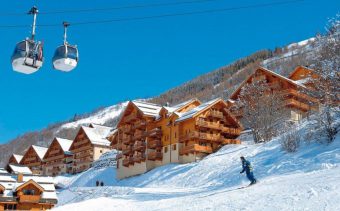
top-left (52, 22), bottom-right (78, 72)
top-left (11, 6), bottom-right (44, 74)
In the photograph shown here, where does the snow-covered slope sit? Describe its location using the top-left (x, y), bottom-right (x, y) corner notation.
top-left (55, 119), bottom-right (340, 210)
top-left (59, 102), bottom-right (128, 130)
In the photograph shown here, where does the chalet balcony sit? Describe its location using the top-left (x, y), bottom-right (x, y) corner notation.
top-left (73, 158), bottom-right (93, 166)
top-left (19, 195), bottom-right (41, 203)
top-left (179, 144), bottom-right (213, 156)
top-left (124, 113), bottom-right (138, 123)
top-left (133, 141), bottom-right (146, 152)
top-left (122, 135), bottom-right (133, 144)
top-left (133, 129), bottom-right (147, 140)
top-left (122, 147), bottom-right (132, 156)
top-left (147, 127), bottom-right (162, 138)
top-left (132, 120), bottom-right (147, 130)
top-left (285, 99), bottom-right (312, 111)
top-left (133, 154), bottom-right (146, 163)
top-left (115, 143), bottom-right (123, 150)
top-left (282, 89), bottom-right (319, 103)
top-left (220, 126), bottom-right (241, 136)
top-left (179, 131), bottom-right (221, 142)
top-left (147, 151), bottom-right (163, 161)
top-left (74, 139), bottom-right (89, 147)
top-left (207, 110), bottom-right (223, 119)
top-left (196, 119), bottom-right (221, 130)
top-left (49, 149), bottom-right (61, 155)
top-left (221, 139), bottom-right (241, 145)
top-left (147, 139), bottom-right (162, 149)
top-left (121, 125), bottom-right (132, 134)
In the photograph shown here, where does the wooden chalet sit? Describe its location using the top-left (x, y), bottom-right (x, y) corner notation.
top-left (20, 145), bottom-right (48, 175)
top-left (70, 124), bottom-right (113, 174)
top-left (228, 66), bottom-right (319, 122)
top-left (0, 170), bottom-right (57, 210)
top-left (174, 98), bottom-right (242, 163)
top-left (7, 154), bottom-right (23, 165)
top-left (43, 137), bottom-right (73, 176)
top-left (115, 99), bottom-right (242, 179)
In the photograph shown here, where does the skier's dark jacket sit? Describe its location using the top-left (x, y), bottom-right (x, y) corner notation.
top-left (240, 160), bottom-right (253, 174)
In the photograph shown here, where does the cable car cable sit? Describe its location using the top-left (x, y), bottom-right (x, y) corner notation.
top-left (0, 0), bottom-right (304, 28)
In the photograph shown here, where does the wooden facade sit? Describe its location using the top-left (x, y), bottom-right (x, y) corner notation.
top-left (43, 138), bottom-right (73, 176)
top-left (20, 146), bottom-right (48, 175)
top-left (228, 66), bottom-right (319, 122)
top-left (114, 99), bottom-right (242, 179)
top-left (70, 126), bottom-right (113, 174)
top-left (0, 173), bottom-right (57, 210)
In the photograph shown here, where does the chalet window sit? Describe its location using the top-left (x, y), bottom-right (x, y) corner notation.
top-left (100, 150), bottom-right (103, 153)
top-left (164, 146), bottom-right (168, 153)
top-left (23, 189), bottom-right (35, 195)
top-left (175, 132), bottom-right (177, 138)
top-left (172, 144), bottom-right (176, 151)
top-left (0, 190), bottom-right (3, 195)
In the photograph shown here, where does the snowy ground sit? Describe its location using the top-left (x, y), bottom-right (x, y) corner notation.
top-left (55, 120), bottom-right (340, 211)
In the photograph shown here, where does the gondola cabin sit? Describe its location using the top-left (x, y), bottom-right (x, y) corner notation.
top-left (52, 44), bottom-right (78, 72)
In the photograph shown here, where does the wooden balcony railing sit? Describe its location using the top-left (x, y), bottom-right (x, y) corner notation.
top-left (122, 135), bottom-right (132, 144)
top-left (147, 127), bottom-right (162, 137)
top-left (147, 139), bottom-right (162, 149)
top-left (207, 110), bottom-right (223, 119)
top-left (147, 151), bottom-right (163, 161)
top-left (133, 129), bottom-right (147, 140)
top-left (49, 149), bottom-right (61, 155)
top-left (19, 195), bottom-right (41, 203)
top-left (179, 144), bottom-right (213, 155)
top-left (285, 99), bottom-right (311, 111)
top-left (220, 126), bottom-right (241, 136)
top-left (124, 113), bottom-right (138, 123)
top-left (132, 120), bottom-right (147, 130)
top-left (133, 141), bottom-right (146, 152)
top-left (179, 131), bottom-right (221, 142)
top-left (196, 120), bottom-right (221, 130)
top-left (133, 154), bottom-right (146, 163)
top-left (282, 89), bottom-right (318, 103)
top-left (221, 139), bottom-right (241, 145)
top-left (121, 125), bottom-right (132, 134)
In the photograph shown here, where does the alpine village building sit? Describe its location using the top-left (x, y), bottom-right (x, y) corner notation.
top-left (42, 138), bottom-right (73, 176)
top-left (112, 98), bottom-right (243, 179)
top-left (227, 66), bottom-right (319, 122)
top-left (69, 124), bottom-right (114, 174)
top-left (0, 168), bottom-right (57, 210)
top-left (19, 146), bottom-right (48, 175)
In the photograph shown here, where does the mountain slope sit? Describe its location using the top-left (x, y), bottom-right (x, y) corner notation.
top-left (54, 118), bottom-right (340, 210)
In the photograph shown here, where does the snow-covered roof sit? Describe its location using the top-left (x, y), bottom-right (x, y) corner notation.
top-left (12, 154), bottom-right (23, 163)
top-left (0, 173), bottom-right (57, 202)
top-left (31, 145), bottom-right (48, 160)
top-left (0, 168), bottom-right (8, 174)
top-left (55, 137), bottom-right (73, 152)
top-left (8, 164), bottom-right (32, 175)
top-left (82, 126), bottom-right (111, 146)
top-left (132, 101), bottom-right (162, 117)
top-left (163, 99), bottom-right (200, 113)
top-left (176, 98), bottom-right (220, 123)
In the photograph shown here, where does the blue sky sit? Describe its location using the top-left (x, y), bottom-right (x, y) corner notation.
top-left (0, 0), bottom-right (339, 143)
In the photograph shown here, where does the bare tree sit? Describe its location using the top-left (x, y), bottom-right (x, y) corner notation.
top-left (234, 79), bottom-right (289, 143)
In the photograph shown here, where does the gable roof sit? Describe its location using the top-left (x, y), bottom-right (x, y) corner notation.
top-left (229, 66), bottom-right (305, 100)
top-left (54, 137), bottom-right (73, 152)
top-left (164, 98), bottom-right (201, 113)
top-left (132, 101), bottom-right (162, 117)
top-left (289, 65), bottom-right (314, 80)
top-left (81, 126), bottom-right (111, 146)
top-left (12, 154), bottom-right (23, 163)
top-left (175, 98), bottom-right (221, 123)
top-left (15, 179), bottom-right (44, 192)
top-left (8, 164), bottom-right (32, 175)
top-left (31, 145), bottom-right (48, 160)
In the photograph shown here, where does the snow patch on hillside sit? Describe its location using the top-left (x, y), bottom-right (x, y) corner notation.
top-left (59, 102), bottom-right (128, 130)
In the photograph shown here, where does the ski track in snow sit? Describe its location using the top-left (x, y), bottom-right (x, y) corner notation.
top-left (54, 119), bottom-right (340, 211)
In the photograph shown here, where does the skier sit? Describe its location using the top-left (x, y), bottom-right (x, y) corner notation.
top-left (240, 156), bottom-right (257, 185)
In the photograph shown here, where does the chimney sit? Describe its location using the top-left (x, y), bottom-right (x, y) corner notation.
top-left (17, 173), bottom-right (23, 182)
